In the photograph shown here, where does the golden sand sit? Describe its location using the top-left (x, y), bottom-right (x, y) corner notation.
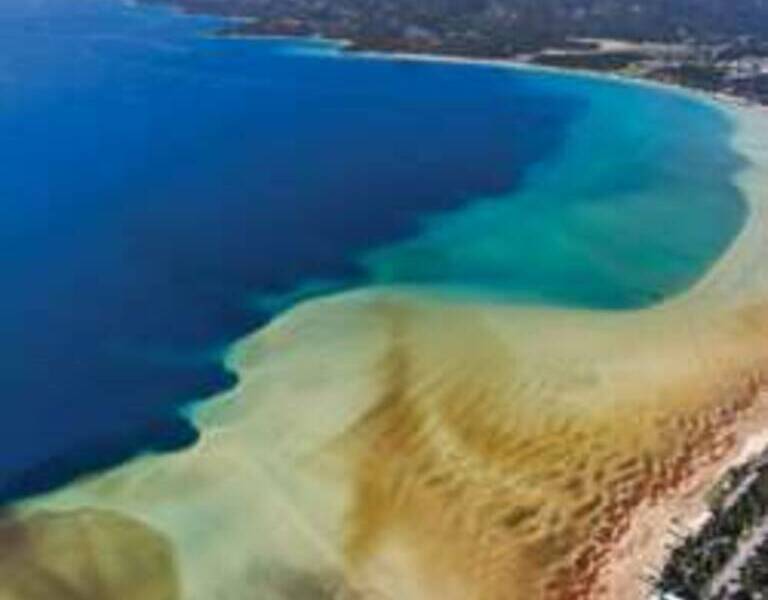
top-left (2, 105), bottom-right (768, 600)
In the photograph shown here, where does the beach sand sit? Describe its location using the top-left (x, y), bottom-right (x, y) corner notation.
top-left (2, 104), bottom-right (768, 599)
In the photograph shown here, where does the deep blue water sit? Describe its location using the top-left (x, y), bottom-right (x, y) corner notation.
top-left (0, 0), bottom-right (746, 501)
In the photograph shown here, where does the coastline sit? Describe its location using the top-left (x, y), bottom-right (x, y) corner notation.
top-left (213, 23), bottom-right (768, 310)
top-left (679, 104), bottom-right (768, 309)
top-left (137, 0), bottom-right (764, 112)
top-left (209, 27), bottom-right (763, 113)
top-left (210, 23), bottom-right (768, 309)
top-left (615, 101), bottom-right (768, 599)
top-left (344, 40), bottom-right (768, 311)
top-left (4, 16), bottom-right (768, 599)
top-left (7, 100), bottom-right (768, 600)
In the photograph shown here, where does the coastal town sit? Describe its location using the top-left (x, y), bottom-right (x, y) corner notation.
top-left (143, 0), bottom-right (768, 104)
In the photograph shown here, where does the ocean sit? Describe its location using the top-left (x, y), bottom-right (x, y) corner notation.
top-left (0, 0), bottom-right (747, 501)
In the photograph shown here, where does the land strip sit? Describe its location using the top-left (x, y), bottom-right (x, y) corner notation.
top-left (142, 0), bottom-right (768, 105)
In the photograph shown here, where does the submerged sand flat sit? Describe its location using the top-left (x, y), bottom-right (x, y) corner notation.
top-left (2, 105), bottom-right (768, 600)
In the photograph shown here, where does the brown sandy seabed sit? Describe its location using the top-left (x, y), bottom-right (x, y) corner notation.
top-left (2, 105), bottom-right (768, 600)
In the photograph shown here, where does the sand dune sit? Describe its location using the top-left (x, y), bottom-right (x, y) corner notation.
top-left (3, 105), bottom-right (768, 600)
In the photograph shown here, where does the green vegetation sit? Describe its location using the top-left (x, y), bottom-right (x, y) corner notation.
top-left (142, 0), bottom-right (768, 104)
top-left (657, 453), bottom-right (768, 599)
top-left (143, 0), bottom-right (768, 52)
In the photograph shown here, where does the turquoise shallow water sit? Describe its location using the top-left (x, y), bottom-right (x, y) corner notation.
top-left (0, 0), bottom-right (747, 501)
top-left (359, 72), bottom-right (747, 308)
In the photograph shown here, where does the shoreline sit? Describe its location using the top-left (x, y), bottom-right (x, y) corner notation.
top-left (201, 22), bottom-right (768, 313)
top-left (130, 0), bottom-right (768, 314)
top-left (202, 23), bottom-right (768, 320)
top-left (15, 100), bottom-right (768, 598)
top-left (143, 85), bottom-right (768, 598)
top-left (294, 36), bottom-right (768, 314)
top-left (207, 27), bottom-right (766, 114)
top-left (217, 31), bottom-right (768, 316)
top-left (674, 104), bottom-right (768, 309)
top-left (131, 0), bottom-right (765, 112)
top-left (601, 401), bottom-right (768, 600)
top-left (4, 7), bottom-right (768, 599)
